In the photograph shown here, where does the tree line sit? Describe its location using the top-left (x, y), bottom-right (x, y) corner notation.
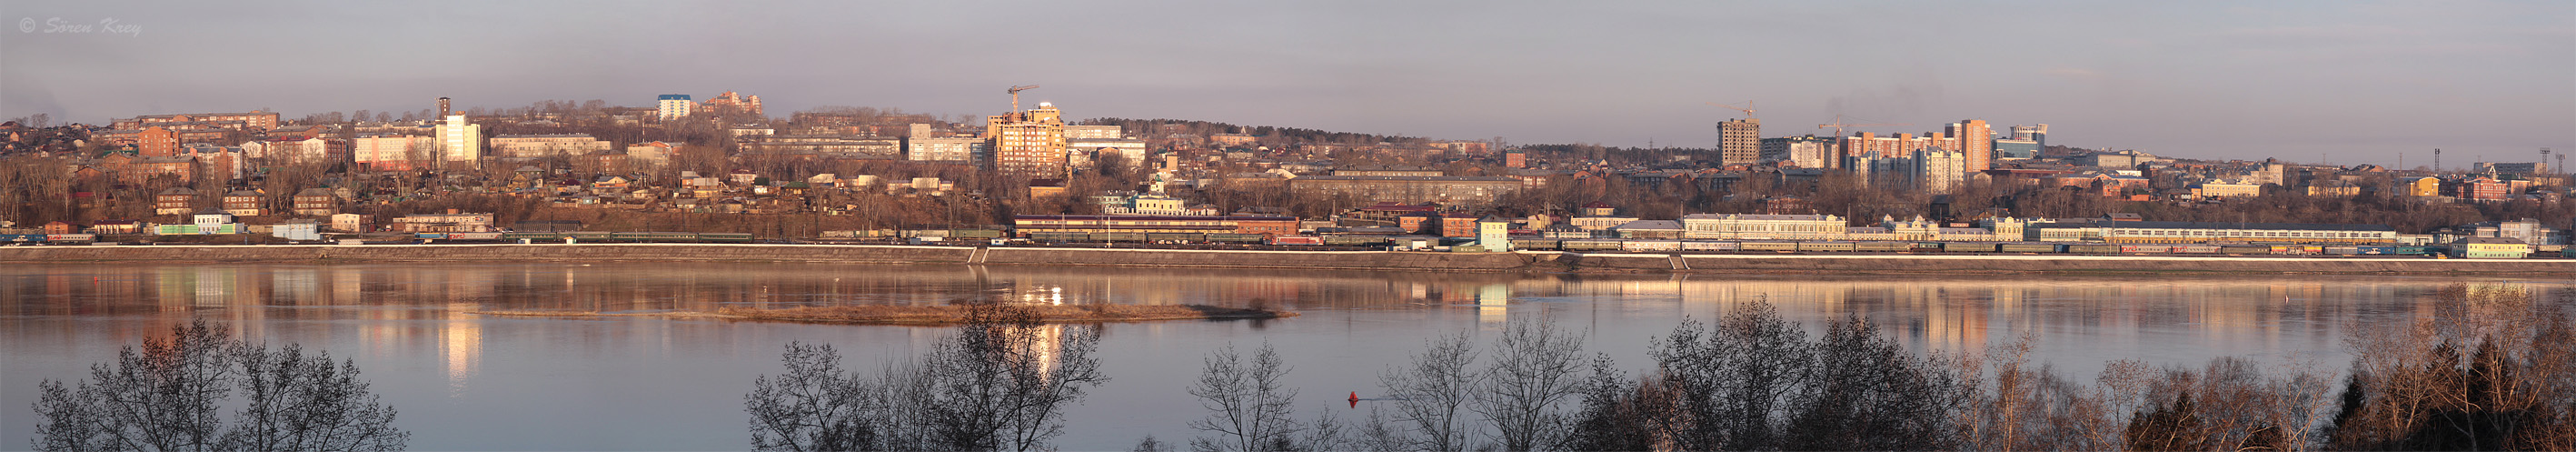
top-left (751, 285), bottom-right (2574, 451)
top-left (31, 285), bottom-right (2568, 451)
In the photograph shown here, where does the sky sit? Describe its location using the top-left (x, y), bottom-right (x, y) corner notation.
top-left (3, 0), bottom-right (2571, 167)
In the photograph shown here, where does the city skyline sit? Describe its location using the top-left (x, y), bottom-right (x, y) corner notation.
top-left (3, 1), bottom-right (2570, 167)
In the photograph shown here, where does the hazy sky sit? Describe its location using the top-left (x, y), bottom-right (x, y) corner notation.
top-left (4, 1), bottom-right (2570, 167)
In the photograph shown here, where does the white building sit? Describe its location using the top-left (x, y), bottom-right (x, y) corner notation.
top-left (627, 142), bottom-right (675, 167)
top-left (907, 136), bottom-right (984, 162)
top-left (433, 115), bottom-right (482, 166)
top-left (353, 135), bottom-right (436, 170)
top-left (1068, 137), bottom-right (1147, 169)
top-left (1911, 148), bottom-right (1965, 194)
top-left (1062, 125), bottom-right (1123, 140)
top-left (1677, 213), bottom-right (1849, 240)
top-left (271, 222), bottom-right (320, 241)
top-left (657, 95), bottom-right (692, 121)
top-left (1850, 149), bottom-right (1965, 194)
top-left (330, 213), bottom-right (369, 233)
top-left (1759, 136), bottom-right (1836, 169)
top-left (490, 134), bottom-right (612, 158)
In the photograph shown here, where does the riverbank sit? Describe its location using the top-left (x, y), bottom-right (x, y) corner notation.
top-left (5, 243), bottom-right (2571, 275)
top-left (470, 304), bottom-right (1297, 326)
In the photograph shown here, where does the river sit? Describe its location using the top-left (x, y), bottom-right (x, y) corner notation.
top-left (1, 263), bottom-right (2560, 450)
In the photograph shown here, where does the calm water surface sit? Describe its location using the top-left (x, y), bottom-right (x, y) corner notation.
top-left (2, 263), bottom-right (2561, 450)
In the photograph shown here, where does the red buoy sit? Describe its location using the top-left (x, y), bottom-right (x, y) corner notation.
top-left (1348, 391), bottom-right (1358, 408)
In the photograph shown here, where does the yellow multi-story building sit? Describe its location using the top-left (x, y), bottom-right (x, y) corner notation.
top-left (1945, 119), bottom-right (1993, 172)
top-left (987, 102), bottom-right (1067, 178)
top-left (1677, 213), bottom-right (1848, 240)
top-left (2397, 176), bottom-right (2442, 197)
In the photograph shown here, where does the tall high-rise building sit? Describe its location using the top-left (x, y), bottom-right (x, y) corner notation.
top-left (987, 102), bottom-right (1068, 178)
top-left (1717, 118), bottom-right (1760, 166)
top-left (1847, 148), bottom-right (1964, 193)
top-left (1911, 148), bottom-right (1965, 194)
top-left (1944, 119), bottom-right (1993, 172)
top-left (433, 115), bottom-right (481, 166)
top-left (656, 95), bottom-right (693, 121)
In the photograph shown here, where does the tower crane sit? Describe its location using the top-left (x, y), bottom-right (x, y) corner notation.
top-left (1706, 101), bottom-right (1756, 119)
top-left (1008, 85), bottom-right (1040, 113)
top-left (1815, 114), bottom-right (1912, 136)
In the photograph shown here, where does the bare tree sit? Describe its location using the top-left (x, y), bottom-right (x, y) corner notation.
top-left (30, 318), bottom-right (408, 452)
top-left (745, 342), bottom-right (878, 452)
top-left (1188, 344), bottom-right (1303, 452)
top-left (1471, 316), bottom-right (1588, 451)
top-left (2326, 284), bottom-right (2576, 450)
top-left (1781, 316), bottom-right (1966, 451)
top-left (744, 305), bottom-right (1105, 452)
top-left (1653, 300), bottom-right (1815, 450)
top-left (1378, 332), bottom-right (1481, 451)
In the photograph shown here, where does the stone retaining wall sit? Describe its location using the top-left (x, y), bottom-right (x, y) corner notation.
top-left (5, 245), bottom-right (2566, 275)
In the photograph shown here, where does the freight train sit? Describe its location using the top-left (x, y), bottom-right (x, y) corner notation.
top-left (1014, 233), bottom-right (2491, 257)
top-left (1492, 238), bottom-right (2446, 256)
top-left (414, 232), bottom-right (755, 243)
top-left (0, 234), bottom-right (96, 245)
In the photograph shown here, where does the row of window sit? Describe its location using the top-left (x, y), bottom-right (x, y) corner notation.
top-left (2113, 229), bottom-right (2389, 238)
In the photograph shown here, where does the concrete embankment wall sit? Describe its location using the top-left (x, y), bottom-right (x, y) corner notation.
top-left (1567, 253), bottom-right (2576, 275)
top-left (0, 244), bottom-right (1539, 271)
top-left (5, 245), bottom-right (2569, 275)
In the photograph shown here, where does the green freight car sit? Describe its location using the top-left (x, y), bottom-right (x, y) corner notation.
top-left (1509, 239), bottom-right (1562, 250)
top-left (1740, 241), bottom-right (1799, 252)
top-left (2219, 246), bottom-right (2270, 255)
top-left (1999, 243), bottom-right (2062, 253)
top-left (699, 233), bottom-right (754, 243)
top-left (1853, 241), bottom-right (1910, 252)
top-left (1090, 232), bottom-right (1148, 242)
top-left (1797, 241), bottom-right (1855, 252)
top-left (1942, 242), bottom-right (1999, 253)
top-left (1562, 240), bottom-right (1624, 251)
top-left (502, 232), bottom-right (567, 241)
top-left (950, 229), bottom-right (1005, 239)
top-left (1029, 232), bottom-right (1087, 242)
top-left (1322, 236), bottom-right (1389, 246)
top-left (2065, 244), bottom-right (2118, 254)
top-left (1207, 233), bottom-right (1265, 244)
top-left (1146, 233), bottom-right (1205, 242)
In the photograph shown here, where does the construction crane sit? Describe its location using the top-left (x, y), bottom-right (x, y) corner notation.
top-left (1815, 114), bottom-right (1912, 136)
top-left (1008, 85), bottom-right (1040, 113)
top-left (1706, 101), bottom-right (1756, 119)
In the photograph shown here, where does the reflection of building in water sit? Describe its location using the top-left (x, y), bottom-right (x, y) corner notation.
top-left (443, 301), bottom-right (482, 397)
top-left (1532, 277), bottom-right (2437, 355)
top-left (1026, 324), bottom-right (1065, 377)
top-left (272, 268), bottom-right (318, 306)
top-left (1477, 284), bottom-right (1510, 324)
top-left (1014, 285), bottom-right (1066, 305)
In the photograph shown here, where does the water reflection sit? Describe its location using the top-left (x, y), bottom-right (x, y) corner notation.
top-left (444, 301), bottom-right (481, 397)
top-left (2, 262), bottom-right (2564, 450)
top-left (3, 264), bottom-right (2558, 347)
